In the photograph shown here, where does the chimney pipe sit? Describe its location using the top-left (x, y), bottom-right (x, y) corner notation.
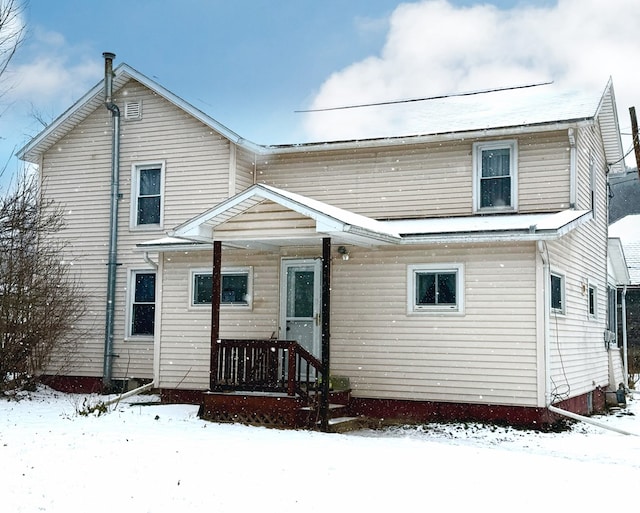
top-left (103, 52), bottom-right (116, 105)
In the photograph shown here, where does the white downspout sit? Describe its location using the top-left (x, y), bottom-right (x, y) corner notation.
top-left (568, 128), bottom-right (577, 208)
top-left (538, 241), bottom-right (552, 407)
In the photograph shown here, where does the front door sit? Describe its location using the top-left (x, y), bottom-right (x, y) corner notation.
top-left (280, 259), bottom-right (322, 359)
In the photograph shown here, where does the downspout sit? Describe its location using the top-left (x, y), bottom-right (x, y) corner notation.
top-left (102, 52), bottom-right (120, 390)
top-left (538, 241), bottom-right (552, 407)
top-left (568, 128), bottom-right (577, 208)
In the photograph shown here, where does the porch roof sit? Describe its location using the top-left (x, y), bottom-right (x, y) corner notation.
top-left (139, 186), bottom-right (591, 251)
top-left (169, 184), bottom-right (403, 247)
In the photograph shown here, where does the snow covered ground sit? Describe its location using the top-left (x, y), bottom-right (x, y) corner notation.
top-left (2, 387), bottom-right (639, 512)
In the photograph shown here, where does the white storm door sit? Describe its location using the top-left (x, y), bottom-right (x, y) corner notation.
top-left (280, 259), bottom-right (322, 359)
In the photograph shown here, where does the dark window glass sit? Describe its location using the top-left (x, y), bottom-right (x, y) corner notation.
top-left (551, 274), bottom-right (563, 311)
top-left (416, 272), bottom-right (457, 306)
top-left (588, 286), bottom-right (596, 316)
top-left (132, 272), bottom-right (155, 335)
top-left (193, 272), bottom-right (249, 305)
top-left (137, 168), bottom-right (161, 225)
top-left (480, 148), bottom-right (511, 208)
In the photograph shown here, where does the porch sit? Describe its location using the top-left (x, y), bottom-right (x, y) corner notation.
top-left (200, 338), bottom-right (358, 430)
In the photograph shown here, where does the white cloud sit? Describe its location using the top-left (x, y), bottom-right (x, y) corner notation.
top-left (304, 0), bottom-right (640, 150)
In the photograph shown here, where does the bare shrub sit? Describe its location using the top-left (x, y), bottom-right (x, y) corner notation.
top-left (0, 174), bottom-right (85, 391)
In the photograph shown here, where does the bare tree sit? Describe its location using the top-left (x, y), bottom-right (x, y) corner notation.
top-left (0, 0), bottom-right (25, 80)
top-left (0, 174), bottom-right (86, 391)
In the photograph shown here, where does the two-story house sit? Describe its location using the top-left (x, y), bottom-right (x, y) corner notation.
top-left (18, 54), bottom-right (627, 429)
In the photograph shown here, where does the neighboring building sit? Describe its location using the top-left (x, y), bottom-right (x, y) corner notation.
top-left (609, 169), bottom-right (640, 224)
top-left (610, 214), bottom-right (640, 382)
top-left (17, 55), bottom-right (627, 428)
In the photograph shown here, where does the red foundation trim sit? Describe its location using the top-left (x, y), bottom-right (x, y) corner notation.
top-left (41, 375), bottom-right (104, 394)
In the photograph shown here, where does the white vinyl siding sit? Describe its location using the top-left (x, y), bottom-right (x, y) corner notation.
top-left (36, 79), bottom-right (239, 381)
top-left (259, 131), bottom-right (571, 219)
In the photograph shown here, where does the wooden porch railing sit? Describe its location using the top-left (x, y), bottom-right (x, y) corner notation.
top-left (210, 339), bottom-right (324, 400)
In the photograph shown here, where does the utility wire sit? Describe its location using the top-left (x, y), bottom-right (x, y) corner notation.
top-left (295, 81), bottom-right (554, 113)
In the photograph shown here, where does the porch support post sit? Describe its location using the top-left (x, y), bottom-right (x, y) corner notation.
top-left (209, 240), bottom-right (222, 390)
top-left (320, 237), bottom-right (331, 432)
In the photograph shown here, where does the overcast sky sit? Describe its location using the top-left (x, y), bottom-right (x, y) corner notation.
top-left (1, 0), bottom-right (638, 187)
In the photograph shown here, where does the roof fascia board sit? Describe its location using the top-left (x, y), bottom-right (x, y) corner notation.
top-left (18, 63), bottom-right (263, 162)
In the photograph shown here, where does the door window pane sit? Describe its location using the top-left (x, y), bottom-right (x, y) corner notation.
top-left (287, 269), bottom-right (314, 318)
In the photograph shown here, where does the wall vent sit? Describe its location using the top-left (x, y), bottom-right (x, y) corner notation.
top-left (124, 100), bottom-right (142, 120)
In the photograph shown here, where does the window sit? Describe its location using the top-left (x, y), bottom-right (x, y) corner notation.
top-left (191, 267), bottom-right (252, 308)
top-left (130, 271), bottom-right (156, 337)
top-left (408, 264), bottom-right (464, 314)
top-left (473, 140), bottom-right (517, 212)
top-left (550, 273), bottom-right (564, 313)
top-left (131, 162), bottom-right (165, 228)
top-left (588, 283), bottom-right (597, 317)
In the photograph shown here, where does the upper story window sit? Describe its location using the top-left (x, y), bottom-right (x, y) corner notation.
top-left (407, 263), bottom-right (464, 315)
top-left (473, 140), bottom-right (517, 213)
top-left (131, 162), bottom-right (165, 229)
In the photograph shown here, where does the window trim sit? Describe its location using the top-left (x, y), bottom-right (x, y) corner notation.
top-left (130, 161), bottom-right (166, 230)
top-left (407, 263), bottom-right (464, 315)
top-left (473, 140), bottom-right (518, 213)
top-left (189, 267), bottom-right (253, 310)
top-left (126, 268), bottom-right (156, 340)
top-left (550, 272), bottom-right (565, 315)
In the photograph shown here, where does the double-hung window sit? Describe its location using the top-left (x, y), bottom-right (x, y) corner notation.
top-left (473, 140), bottom-right (517, 212)
top-left (408, 264), bottom-right (464, 314)
top-left (132, 162), bottom-right (165, 228)
top-left (191, 267), bottom-right (252, 308)
top-left (129, 270), bottom-right (156, 337)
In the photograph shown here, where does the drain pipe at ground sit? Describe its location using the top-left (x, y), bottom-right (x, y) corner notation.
top-left (101, 381), bottom-right (155, 408)
top-left (547, 404), bottom-right (638, 436)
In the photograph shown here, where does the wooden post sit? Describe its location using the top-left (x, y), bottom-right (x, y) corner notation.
top-left (320, 237), bottom-right (331, 432)
top-left (209, 240), bottom-right (222, 390)
top-left (629, 107), bottom-right (640, 179)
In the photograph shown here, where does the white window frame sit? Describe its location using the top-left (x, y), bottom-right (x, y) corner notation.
top-left (588, 282), bottom-right (597, 318)
top-left (130, 161), bottom-right (165, 230)
top-left (407, 263), bottom-right (464, 315)
top-left (550, 272), bottom-right (565, 314)
top-left (473, 140), bottom-right (518, 213)
top-left (126, 268), bottom-right (156, 340)
top-left (189, 267), bottom-right (253, 310)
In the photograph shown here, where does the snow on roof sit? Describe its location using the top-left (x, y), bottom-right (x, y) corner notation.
top-left (609, 214), bottom-right (640, 284)
top-left (383, 210), bottom-right (591, 243)
top-left (298, 83), bottom-right (603, 144)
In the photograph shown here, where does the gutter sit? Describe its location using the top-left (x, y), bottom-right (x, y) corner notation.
top-left (101, 381), bottom-right (155, 408)
top-left (102, 52), bottom-right (121, 390)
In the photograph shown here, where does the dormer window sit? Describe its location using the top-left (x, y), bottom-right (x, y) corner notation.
top-left (473, 140), bottom-right (517, 213)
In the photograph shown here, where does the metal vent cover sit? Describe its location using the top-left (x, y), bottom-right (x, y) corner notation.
top-left (124, 100), bottom-right (142, 120)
